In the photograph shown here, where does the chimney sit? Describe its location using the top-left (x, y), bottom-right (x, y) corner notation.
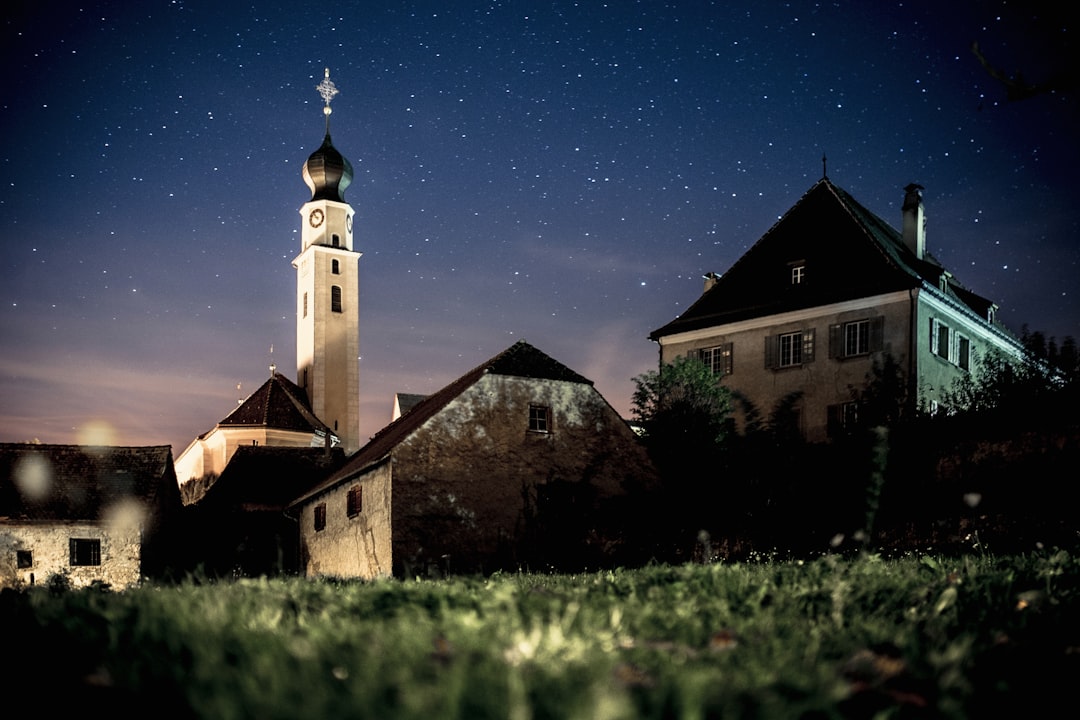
top-left (703, 272), bottom-right (720, 293)
top-left (901, 183), bottom-right (926, 260)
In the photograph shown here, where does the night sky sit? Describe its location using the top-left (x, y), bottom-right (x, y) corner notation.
top-left (2, 1), bottom-right (1077, 453)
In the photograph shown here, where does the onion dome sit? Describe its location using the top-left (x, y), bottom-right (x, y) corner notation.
top-left (302, 133), bottom-right (353, 202)
top-left (302, 68), bottom-right (353, 202)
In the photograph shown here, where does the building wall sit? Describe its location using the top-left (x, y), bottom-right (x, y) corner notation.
top-left (0, 521), bottom-right (142, 589)
top-left (297, 460), bottom-right (392, 579)
top-left (659, 292), bottom-right (915, 443)
top-left (390, 374), bottom-right (656, 575)
top-left (913, 290), bottom-right (1024, 410)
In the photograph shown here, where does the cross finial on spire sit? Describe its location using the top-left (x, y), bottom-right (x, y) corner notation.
top-left (316, 67), bottom-right (339, 117)
top-left (822, 153), bottom-right (828, 179)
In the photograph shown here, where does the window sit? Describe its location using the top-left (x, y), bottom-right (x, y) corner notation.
top-left (332, 259), bottom-right (340, 275)
top-left (765, 329), bottom-right (815, 369)
top-left (346, 485), bottom-right (362, 517)
top-left (528, 405), bottom-right (551, 433)
top-left (829, 317), bottom-right (884, 359)
top-left (303, 292), bottom-right (308, 318)
top-left (314, 503), bottom-right (327, 531)
top-left (17, 550), bottom-right (32, 569)
top-left (956, 334), bottom-right (970, 371)
top-left (331, 285), bottom-right (342, 313)
top-left (69, 538), bottom-right (101, 567)
top-left (931, 319), bottom-right (950, 360)
top-left (791, 265), bottom-right (805, 285)
top-left (332, 234), bottom-right (340, 247)
top-left (696, 343), bottom-right (733, 376)
top-left (827, 402), bottom-right (860, 438)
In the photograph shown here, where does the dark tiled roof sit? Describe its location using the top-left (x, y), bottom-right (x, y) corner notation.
top-left (650, 178), bottom-right (999, 339)
top-left (291, 340), bottom-right (592, 506)
top-left (219, 372), bottom-right (331, 434)
top-left (196, 445), bottom-right (346, 512)
top-left (0, 444), bottom-right (175, 522)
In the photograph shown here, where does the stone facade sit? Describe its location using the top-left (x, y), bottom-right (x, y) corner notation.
top-left (290, 341), bottom-right (659, 579)
top-left (0, 444), bottom-right (184, 589)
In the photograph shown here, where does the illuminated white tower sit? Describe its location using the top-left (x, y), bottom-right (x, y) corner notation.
top-left (294, 68), bottom-right (361, 453)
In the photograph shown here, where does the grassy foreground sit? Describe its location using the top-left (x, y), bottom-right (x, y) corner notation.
top-left (4, 551), bottom-right (1079, 719)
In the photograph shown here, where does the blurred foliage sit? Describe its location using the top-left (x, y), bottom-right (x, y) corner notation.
top-left (2, 552), bottom-right (1078, 719)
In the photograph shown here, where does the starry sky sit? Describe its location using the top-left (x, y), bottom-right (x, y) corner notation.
top-left (2, 1), bottom-right (1077, 453)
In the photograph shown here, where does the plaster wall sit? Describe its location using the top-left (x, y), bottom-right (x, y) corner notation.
top-left (659, 293), bottom-right (914, 443)
top-left (297, 460), bottom-right (392, 579)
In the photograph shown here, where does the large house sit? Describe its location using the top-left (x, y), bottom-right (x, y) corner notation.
top-left (288, 340), bottom-right (660, 579)
top-left (649, 178), bottom-right (1027, 443)
top-left (0, 443), bottom-right (184, 588)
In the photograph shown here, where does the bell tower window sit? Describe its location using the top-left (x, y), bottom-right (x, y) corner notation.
top-left (331, 285), bottom-right (342, 313)
top-left (332, 259), bottom-right (340, 275)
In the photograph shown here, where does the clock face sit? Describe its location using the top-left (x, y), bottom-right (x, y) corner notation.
top-left (346, 214), bottom-right (353, 233)
top-left (309, 208), bottom-right (325, 228)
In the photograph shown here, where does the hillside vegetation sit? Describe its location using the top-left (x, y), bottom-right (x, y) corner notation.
top-left (5, 551), bottom-right (1078, 719)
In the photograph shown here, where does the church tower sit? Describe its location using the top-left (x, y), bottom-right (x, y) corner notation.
top-left (293, 69), bottom-right (361, 453)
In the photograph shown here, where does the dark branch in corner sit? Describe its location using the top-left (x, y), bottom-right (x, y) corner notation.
top-left (971, 41), bottom-right (1076, 102)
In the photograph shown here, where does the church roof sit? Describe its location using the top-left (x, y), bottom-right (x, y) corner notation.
top-left (291, 340), bottom-right (593, 504)
top-left (0, 443), bottom-right (175, 522)
top-left (302, 132), bottom-right (353, 203)
top-left (650, 177), bottom-right (1000, 339)
top-left (219, 372), bottom-right (331, 435)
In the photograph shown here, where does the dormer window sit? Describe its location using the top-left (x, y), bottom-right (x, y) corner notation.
top-left (790, 264), bottom-right (805, 285)
top-left (939, 271), bottom-right (952, 293)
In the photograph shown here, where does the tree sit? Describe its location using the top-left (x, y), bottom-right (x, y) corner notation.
top-left (631, 355), bottom-right (732, 474)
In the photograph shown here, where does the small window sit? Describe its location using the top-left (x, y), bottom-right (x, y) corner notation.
top-left (346, 485), bottom-right (362, 517)
top-left (528, 405), bottom-right (551, 433)
top-left (332, 259), bottom-right (340, 275)
top-left (830, 318), bottom-right (884, 359)
top-left (827, 402), bottom-right (860, 438)
top-left (331, 285), bottom-right (342, 313)
top-left (17, 550), bottom-right (32, 569)
top-left (314, 503), bottom-right (327, 532)
top-left (931, 319), bottom-right (950, 360)
top-left (956, 334), bottom-right (970, 371)
top-left (766, 329), bottom-right (815, 369)
top-left (696, 344), bottom-right (733, 376)
top-left (779, 332), bottom-right (803, 367)
top-left (332, 234), bottom-right (341, 248)
top-left (791, 265), bottom-right (805, 285)
top-left (303, 292), bottom-right (308, 318)
top-left (69, 538), bottom-right (101, 567)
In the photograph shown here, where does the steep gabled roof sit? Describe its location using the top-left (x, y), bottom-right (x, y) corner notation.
top-left (650, 178), bottom-right (998, 339)
top-left (218, 372), bottom-right (331, 435)
top-left (0, 444), bottom-right (175, 522)
top-left (291, 340), bottom-right (592, 505)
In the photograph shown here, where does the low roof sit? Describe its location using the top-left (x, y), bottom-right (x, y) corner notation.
top-left (195, 445), bottom-right (347, 512)
top-left (0, 443), bottom-right (175, 522)
top-left (290, 340), bottom-right (592, 506)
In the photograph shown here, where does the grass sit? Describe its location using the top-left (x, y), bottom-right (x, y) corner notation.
top-left (4, 550), bottom-right (1078, 719)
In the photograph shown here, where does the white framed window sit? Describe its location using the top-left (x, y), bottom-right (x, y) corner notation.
top-left (827, 402), bottom-right (860, 437)
top-left (696, 343), bottom-right (733, 376)
top-left (791, 265), bottom-right (805, 285)
top-left (956, 334), bottom-right (970, 371)
top-left (931, 319), bottom-right (950, 360)
top-left (528, 405), bottom-right (551, 433)
top-left (766, 329), bottom-right (815, 369)
top-left (830, 317), bottom-right (884, 359)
